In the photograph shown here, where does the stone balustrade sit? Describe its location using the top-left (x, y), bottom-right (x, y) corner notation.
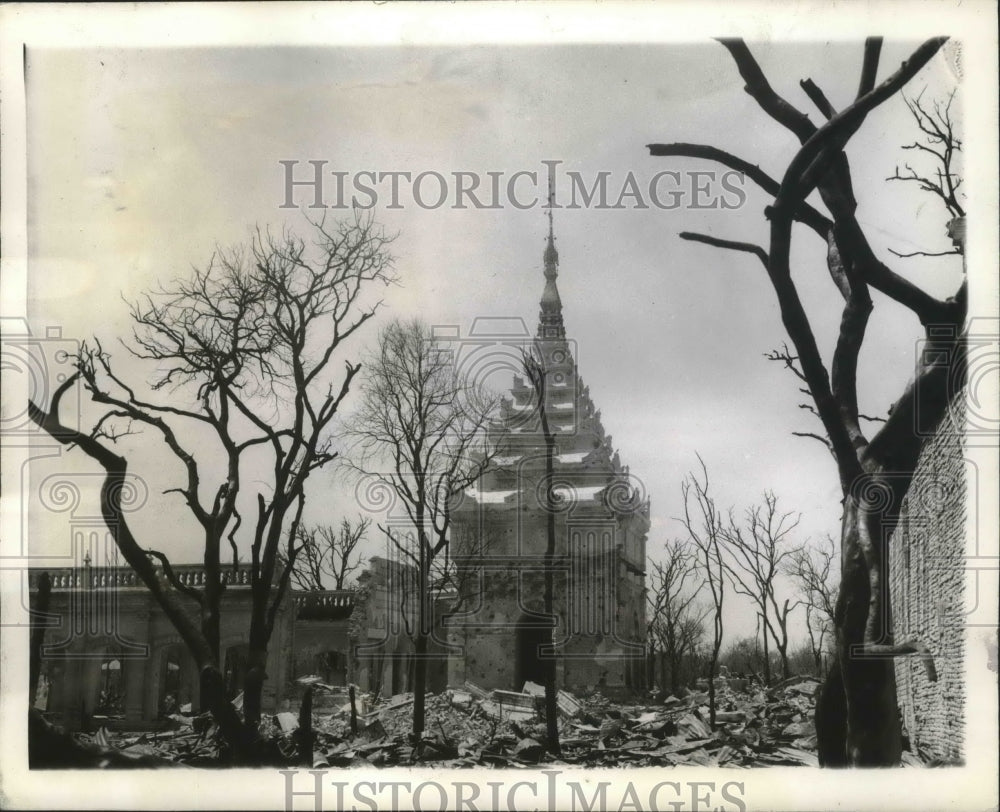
top-left (293, 590), bottom-right (356, 611)
top-left (28, 563), bottom-right (257, 591)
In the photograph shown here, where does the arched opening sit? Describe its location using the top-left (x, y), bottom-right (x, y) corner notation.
top-left (159, 644), bottom-right (184, 716)
top-left (223, 644), bottom-right (250, 700)
top-left (95, 646), bottom-right (125, 718)
top-left (514, 613), bottom-right (554, 691)
top-left (316, 650), bottom-right (348, 686)
top-left (390, 650), bottom-right (413, 696)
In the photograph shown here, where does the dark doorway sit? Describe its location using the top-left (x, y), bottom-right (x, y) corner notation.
top-left (96, 647), bottom-right (125, 718)
top-left (391, 656), bottom-right (403, 696)
top-left (514, 614), bottom-right (553, 691)
top-left (317, 651), bottom-right (347, 686)
top-left (390, 651), bottom-right (412, 696)
top-left (160, 644), bottom-right (184, 716)
top-left (223, 644), bottom-right (249, 699)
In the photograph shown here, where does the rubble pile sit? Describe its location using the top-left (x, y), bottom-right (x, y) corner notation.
top-left (65, 674), bottom-right (932, 768)
top-left (49, 713), bottom-right (224, 767)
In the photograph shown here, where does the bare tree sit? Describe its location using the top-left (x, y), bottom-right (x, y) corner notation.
top-left (786, 535), bottom-right (839, 675)
top-left (676, 615), bottom-right (707, 686)
top-left (649, 38), bottom-right (963, 765)
top-left (646, 538), bottom-right (707, 696)
top-left (677, 456), bottom-right (726, 728)
top-left (433, 519), bottom-right (503, 618)
top-left (522, 346), bottom-right (560, 755)
top-left (347, 318), bottom-right (501, 741)
top-left (720, 635), bottom-right (770, 679)
top-left (283, 516), bottom-right (371, 591)
top-left (383, 515), bottom-right (503, 644)
top-left (886, 89), bottom-right (964, 258)
top-left (28, 211), bottom-right (395, 758)
top-left (720, 492), bottom-right (802, 682)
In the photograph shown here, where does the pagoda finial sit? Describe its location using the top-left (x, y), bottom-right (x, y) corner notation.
top-left (547, 176), bottom-right (555, 246)
top-left (544, 174), bottom-right (558, 268)
top-left (538, 177), bottom-right (565, 339)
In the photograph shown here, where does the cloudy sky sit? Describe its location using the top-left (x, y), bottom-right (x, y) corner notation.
top-left (24, 32), bottom-right (971, 640)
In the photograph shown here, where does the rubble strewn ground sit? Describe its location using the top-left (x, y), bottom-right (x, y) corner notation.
top-left (57, 674), bottom-right (933, 768)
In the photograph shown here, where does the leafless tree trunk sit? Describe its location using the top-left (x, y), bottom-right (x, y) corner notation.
top-left (28, 211), bottom-right (395, 757)
top-left (281, 516), bottom-right (371, 591)
top-left (347, 318), bottom-right (501, 741)
top-left (759, 614), bottom-right (771, 684)
top-left (678, 456), bottom-right (725, 728)
top-left (325, 519), bottom-right (370, 590)
top-left (649, 38), bottom-right (963, 765)
top-left (646, 539), bottom-right (707, 696)
top-left (720, 492), bottom-right (802, 682)
top-left (662, 615), bottom-right (706, 696)
top-left (787, 535), bottom-right (838, 676)
top-left (522, 347), bottom-right (561, 755)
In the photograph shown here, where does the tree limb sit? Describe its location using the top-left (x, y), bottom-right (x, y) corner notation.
top-left (145, 548), bottom-right (203, 603)
top-left (646, 143), bottom-right (831, 239)
top-left (679, 232), bottom-right (768, 267)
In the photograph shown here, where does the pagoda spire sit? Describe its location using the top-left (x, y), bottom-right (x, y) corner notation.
top-left (537, 180), bottom-right (565, 340)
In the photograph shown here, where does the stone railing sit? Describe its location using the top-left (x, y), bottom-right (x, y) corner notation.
top-left (28, 563), bottom-right (256, 591)
top-left (175, 565), bottom-right (255, 588)
top-left (293, 590), bottom-right (356, 612)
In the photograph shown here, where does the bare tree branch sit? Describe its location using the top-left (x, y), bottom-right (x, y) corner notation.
top-left (887, 247), bottom-right (961, 259)
top-left (679, 232), bottom-right (768, 267)
top-left (800, 78), bottom-right (837, 120)
top-left (719, 492), bottom-right (803, 681)
top-left (888, 89), bottom-right (965, 219)
top-left (280, 516), bottom-right (371, 591)
top-left (145, 548), bottom-right (202, 603)
top-left (646, 143), bottom-right (832, 239)
top-left (646, 538), bottom-right (706, 695)
top-left (676, 455), bottom-right (726, 727)
top-left (764, 343), bottom-right (807, 382)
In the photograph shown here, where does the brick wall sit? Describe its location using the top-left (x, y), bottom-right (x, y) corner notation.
top-left (889, 395), bottom-right (965, 764)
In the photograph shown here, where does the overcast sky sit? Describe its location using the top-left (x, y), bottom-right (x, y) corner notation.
top-left (25, 38), bottom-right (969, 641)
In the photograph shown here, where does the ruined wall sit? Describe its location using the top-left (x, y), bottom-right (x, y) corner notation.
top-left (290, 621), bottom-right (351, 684)
top-left (349, 557), bottom-right (418, 697)
top-left (446, 506), bottom-right (646, 696)
top-left (889, 394), bottom-right (965, 764)
top-left (29, 567), bottom-right (294, 728)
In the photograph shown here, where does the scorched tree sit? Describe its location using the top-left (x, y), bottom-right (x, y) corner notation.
top-left (28, 211), bottom-right (395, 760)
top-left (649, 38), bottom-right (965, 766)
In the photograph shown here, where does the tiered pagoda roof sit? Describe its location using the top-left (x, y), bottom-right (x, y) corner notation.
top-left (464, 211), bottom-right (648, 521)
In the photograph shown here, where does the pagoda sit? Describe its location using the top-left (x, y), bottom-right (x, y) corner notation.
top-left (446, 209), bottom-right (650, 696)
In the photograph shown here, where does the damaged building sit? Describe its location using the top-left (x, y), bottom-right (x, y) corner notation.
top-left (445, 215), bottom-right (649, 695)
top-left (28, 556), bottom-right (426, 728)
